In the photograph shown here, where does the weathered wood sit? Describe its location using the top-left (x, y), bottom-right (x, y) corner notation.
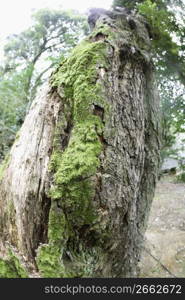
top-left (0, 84), bottom-right (61, 262)
top-left (0, 9), bottom-right (161, 277)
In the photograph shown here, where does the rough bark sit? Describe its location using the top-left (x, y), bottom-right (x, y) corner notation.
top-left (0, 84), bottom-right (61, 263)
top-left (0, 9), bottom-right (161, 277)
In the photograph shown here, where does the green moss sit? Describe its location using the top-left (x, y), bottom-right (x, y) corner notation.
top-left (48, 208), bottom-right (68, 242)
top-left (37, 37), bottom-right (110, 277)
top-left (90, 23), bottom-right (114, 39)
top-left (36, 244), bottom-right (66, 278)
top-left (0, 249), bottom-right (28, 278)
top-left (52, 40), bottom-right (109, 122)
top-left (36, 201), bottom-right (70, 277)
top-left (176, 172), bottom-right (185, 183)
top-left (0, 259), bottom-right (19, 278)
top-left (50, 121), bottom-right (102, 185)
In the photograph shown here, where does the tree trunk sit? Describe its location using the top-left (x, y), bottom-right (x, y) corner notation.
top-left (0, 10), bottom-right (161, 277)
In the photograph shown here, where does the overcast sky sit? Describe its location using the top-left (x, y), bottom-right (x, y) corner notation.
top-left (0, 0), bottom-right (112, 39)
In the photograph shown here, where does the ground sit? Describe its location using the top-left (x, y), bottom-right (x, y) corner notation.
top-left (139, 175), bottom-right (185, 277)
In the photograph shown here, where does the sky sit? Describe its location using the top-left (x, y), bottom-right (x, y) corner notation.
top-left (0, 0), bottom-right (112, 39)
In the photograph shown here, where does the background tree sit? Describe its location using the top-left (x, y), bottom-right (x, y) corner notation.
top-left (0, 8), bottom-right (87, 160)
top-left (0, 68), bottom-right (29, 159)
top-left (113, 0), bottom-right (185, 158)
top-left (3, 9), bottom-right (87, 100)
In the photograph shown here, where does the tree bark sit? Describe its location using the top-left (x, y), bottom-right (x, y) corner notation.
top-left (0, 10), bottom-right (161, 277)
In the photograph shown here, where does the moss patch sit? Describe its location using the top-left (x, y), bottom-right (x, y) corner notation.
top-left (36, 37), bottom-right (110, 277)
top-left (49, 120), bottom-right (103, 226)
top-left (0, 249), bottom-right (28, 278)
top-left (52, 40), bottom-right (109, 122)
top-left (36, 244), bottom-right (65, 278)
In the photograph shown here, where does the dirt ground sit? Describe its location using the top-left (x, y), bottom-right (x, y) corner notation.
top-left (139, 175), bottom-right (185, 277)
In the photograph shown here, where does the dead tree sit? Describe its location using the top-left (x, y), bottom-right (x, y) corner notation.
top-left (0, 9), bottom-right (161, 277)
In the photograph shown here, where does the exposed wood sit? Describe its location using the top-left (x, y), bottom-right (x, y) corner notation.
top-left (0, 9), bottom-right (161, 277)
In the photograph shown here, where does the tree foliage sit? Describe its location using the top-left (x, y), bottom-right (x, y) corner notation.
top-left (113, 0), bottom-right (185, 155)
top-left (0, 9), bottom-right (87, 160)
top-left (3, 9), bottom-right (87, 100)
top-left (113, 0), bottom-right (185, 83)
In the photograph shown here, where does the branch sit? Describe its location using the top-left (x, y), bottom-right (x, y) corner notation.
top-left (46, 32), bottom-right (64, 43)
top-left (32, 42), bottom-right (63, 65)
top-left (28, 62), bottom-right (56, 104)
top-left (43, 42), bottom-right (63, 52)
top-left (34, 63), bottom-right (55, 87)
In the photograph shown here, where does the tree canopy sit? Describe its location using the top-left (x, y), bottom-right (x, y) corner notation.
top-left (0, 8), bottom-right (87, 160)
top-left (113, 0), bottom-right (185, 156)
